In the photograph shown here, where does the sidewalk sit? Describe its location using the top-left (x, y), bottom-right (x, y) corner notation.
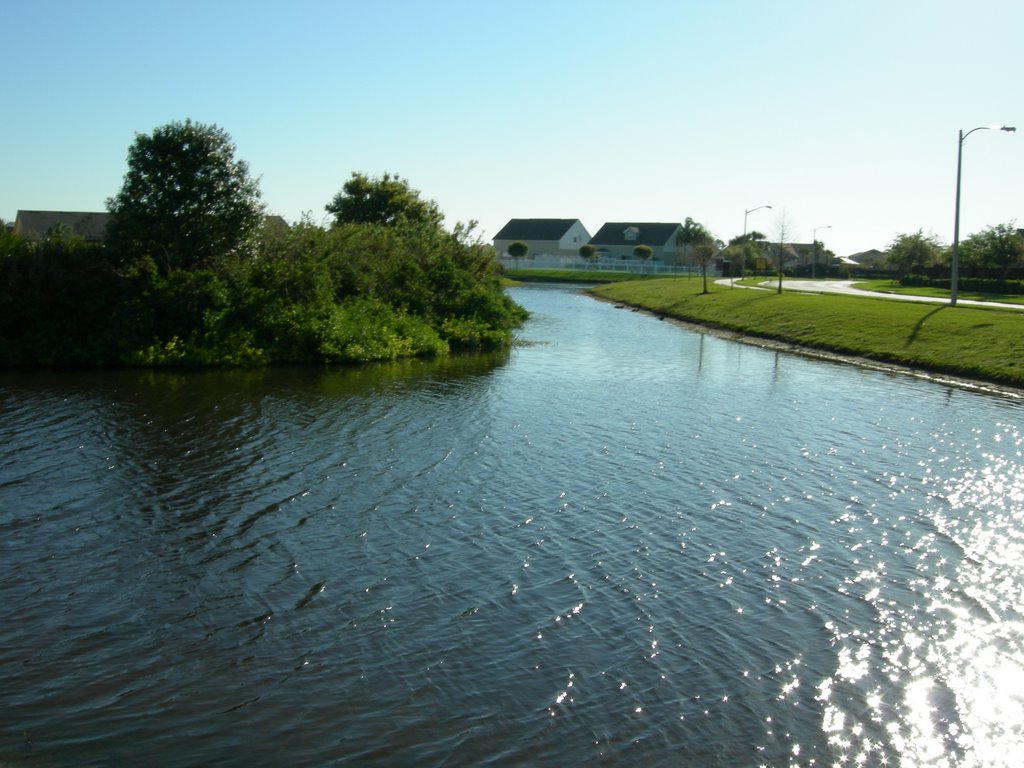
top-left (715, 278), bottom-right (1024, 311)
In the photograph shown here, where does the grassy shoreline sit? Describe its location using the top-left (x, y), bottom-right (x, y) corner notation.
top-left (588, 277), bottom-right (1024, 392)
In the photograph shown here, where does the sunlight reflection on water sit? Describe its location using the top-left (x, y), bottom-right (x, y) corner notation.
top-left (816, 420), bottom-right (1024, 767)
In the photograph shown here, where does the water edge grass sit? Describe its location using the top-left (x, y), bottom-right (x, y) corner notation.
top-left (590, 278), bottom-right (1024, 389)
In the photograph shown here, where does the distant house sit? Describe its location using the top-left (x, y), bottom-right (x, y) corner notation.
top-left (493, 218), bottom-right (591, 258)
top-left (761, 242), bottom-right (816, 269)
top-left (845, 248), bottom-right (886, 268)
top-left (13, 210), bottom-right (111, 242)
top-left (587, 222), bottom-right (683, 262)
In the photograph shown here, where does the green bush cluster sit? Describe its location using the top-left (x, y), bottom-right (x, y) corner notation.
top-left (899, 274), bottom-right (1024, 296)
top-left (0, 219), bottom-right (526, 368)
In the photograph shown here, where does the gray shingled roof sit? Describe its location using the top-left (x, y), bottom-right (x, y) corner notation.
top-left (493, 218), bottom-right (582, 241)
top-left (14, 210), bottom-right (111, 242)
top-left (589, 222), bottom-right (682, 247)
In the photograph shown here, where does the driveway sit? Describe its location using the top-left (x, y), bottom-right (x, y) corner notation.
top-left (715, 278), bottom-right (1024, 311)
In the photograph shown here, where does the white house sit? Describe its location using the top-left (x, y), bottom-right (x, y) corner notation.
top-left (492, 218), bottom-right (591, 258)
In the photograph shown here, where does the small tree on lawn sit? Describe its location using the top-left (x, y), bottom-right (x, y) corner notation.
top-left (507, 241), bottom-right (528, 260)
top-left (773, 214), bottom-right (795, 293)
top-left (633, 244), bottom-right (653, 270)
top-left (579, 244), bottom-right (596, 264)
top-left (695, 243), bottom-right (716, 293)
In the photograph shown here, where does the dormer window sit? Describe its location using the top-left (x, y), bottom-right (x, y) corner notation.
top-left (624, 226), bottom-right (639, 242)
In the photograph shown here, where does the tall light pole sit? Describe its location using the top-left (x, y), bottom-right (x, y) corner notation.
top-left (736, 204), bottom-right (771, 285)
top-left (812, 225), bottom-right (831, 279)
top-left (951, 125), bottom-right (1015, 306)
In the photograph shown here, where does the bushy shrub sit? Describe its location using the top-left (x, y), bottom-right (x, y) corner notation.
top-left (899, 274), bottom-right (1024, 295)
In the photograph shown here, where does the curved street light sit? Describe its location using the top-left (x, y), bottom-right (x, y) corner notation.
top-left (951, 125), bottom-right (1015, 306)
top-left (812, 225), bottom-right (831, 279)
top-left (735, 205), bottom-right (772, 285)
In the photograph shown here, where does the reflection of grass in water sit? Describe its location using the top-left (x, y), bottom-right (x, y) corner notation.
top-left (513, 338), bottom-right (550, 347)
top-left (592, 277), bottom-right (1024, 388)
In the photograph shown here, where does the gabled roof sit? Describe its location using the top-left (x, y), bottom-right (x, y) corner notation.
top-left (846, 248), bottom-right (884, 262)
top-left (13, 210), bottom-right (111, 242)
top-left (493, 218), bottom-right (584, 241)
top-left (589, 222), bottom-right (681, 247)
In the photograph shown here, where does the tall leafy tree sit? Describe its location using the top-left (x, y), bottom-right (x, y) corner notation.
top-left (106, 119), bottom-right (264, 273)
top-left (326, 172), bottom-right (443, 229)
top-left (959, 223), bottom-right (1024, 280)
top-left (885, 230), bottom-right (944, 275)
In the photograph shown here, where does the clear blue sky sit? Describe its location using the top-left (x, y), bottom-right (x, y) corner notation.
top-left (3, 0), bottom-right (1021, 256)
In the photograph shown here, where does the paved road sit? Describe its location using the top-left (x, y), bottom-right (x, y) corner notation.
top-left (715, 278), bottom-right (1024, 311)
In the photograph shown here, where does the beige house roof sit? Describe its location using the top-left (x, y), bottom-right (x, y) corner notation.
top-left (13, 210), bottom-right (111, 242)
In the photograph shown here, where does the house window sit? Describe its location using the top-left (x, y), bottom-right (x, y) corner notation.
top-left (624, 227), bottom-right (639, 241)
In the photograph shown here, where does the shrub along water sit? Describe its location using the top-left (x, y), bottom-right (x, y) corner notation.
top-left (0, 218), bottom-right (526, 368)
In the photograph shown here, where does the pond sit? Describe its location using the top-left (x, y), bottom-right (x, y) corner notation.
top-left (2, 284), bottom-right (1022, 766)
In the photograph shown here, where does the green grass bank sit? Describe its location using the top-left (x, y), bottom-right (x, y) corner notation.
top-left (590, 278), bottom-right (1024, 390)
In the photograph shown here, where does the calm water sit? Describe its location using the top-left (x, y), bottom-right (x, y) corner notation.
top-left (2, 284), bottom-right (1023, 767)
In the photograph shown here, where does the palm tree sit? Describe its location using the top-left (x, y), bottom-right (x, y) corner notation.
top-left (677, 217), bottom-right (715, 287)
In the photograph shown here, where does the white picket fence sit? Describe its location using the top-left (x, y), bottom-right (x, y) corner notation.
top-left (499, 256), bottom-right (711, 277)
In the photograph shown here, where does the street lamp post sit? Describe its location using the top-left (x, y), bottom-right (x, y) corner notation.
top-left (951, 125), bottom-right (1015, 306)
top-left (812, 225), bottom-right (831, 279)
top-left (736, 204), bottom-right (771, 285)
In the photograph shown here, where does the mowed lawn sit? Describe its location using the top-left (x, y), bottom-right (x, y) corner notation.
top-left (590, 278), bottom-right (1024, 388)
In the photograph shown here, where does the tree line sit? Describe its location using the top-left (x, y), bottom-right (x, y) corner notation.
top-left (0, 120), bottom-right (526, 367)
top-left (882, 226), bottom-right (1024, 283)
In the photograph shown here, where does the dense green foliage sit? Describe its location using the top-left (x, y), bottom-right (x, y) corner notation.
top-left (325, 172), bottom-right (444, 229)
top-left (854, 278), bottom-right (1024, 303)
top-left (884, 230), bottom-right (944, 274)
top-left (1, 121), bottom-right (525, 368)
top-left (106, 120), bottom-right (264, 274)
top-left (957, 224), bottom-right (1024, 278)
top-left (632, 244), bottom-right (653, 261)
top-left (507, 241), bottom-right (529, 259)
top-left (722, 230), bottom-right (767, 277)
top-left (0, 218), bottom-right (525, 367)
top-left (591, 278), bottom-right (1024, 388)
top-left (898, 274), bottom-right (1024, 296)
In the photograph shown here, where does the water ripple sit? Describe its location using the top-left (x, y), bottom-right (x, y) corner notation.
top-left (2, 289), bottom-right (1024, 765)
